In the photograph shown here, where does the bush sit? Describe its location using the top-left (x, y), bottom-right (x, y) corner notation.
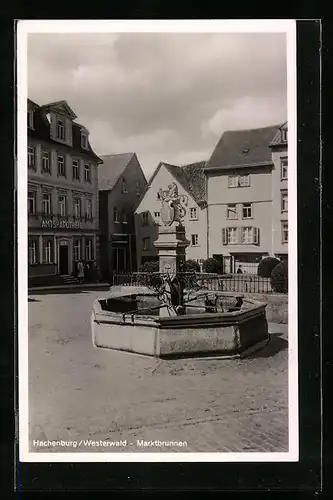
top-left (139, 260), bottom-right (159, 273)
top-left (257, 257), bottom-right (281, 278)
top-left (270, 260), bottom-right (288, 293)
top-left (202, 257), bottom-right (224, 274)
top-left (185, 259), bottom-right (200, 272)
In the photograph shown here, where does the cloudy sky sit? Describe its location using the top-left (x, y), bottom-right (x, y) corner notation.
top-left (27, 32), bottom-right (287, 179)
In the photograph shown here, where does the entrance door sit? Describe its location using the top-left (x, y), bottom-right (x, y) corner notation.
top-left (112, 247), bottom-right (127, 272)
top-left (59, 245), bottom-right (69, 275)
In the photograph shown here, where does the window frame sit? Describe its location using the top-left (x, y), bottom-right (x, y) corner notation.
top-left (242, 202), bottom-right (253, 219)
top-left (281, 220), bottom-right (288, 243)
top-left (227, 227), bottom-right (238, 244)
top-left (84, 198), bottom-right (92, 219)
top-left (41, 151), bottom-right (51, 174)
top-left (227, 204), bottom-right (238, 220)
top-left (281, 157), bottom-right (288, 180)
top-left (58, 193), bottom-right (67, 217)
top-left (28, 238), bottom-right (38, 265)
top-left (28, 190), bottom-right (36, 215)
top-left (241, 226), bottom-right (254, 244)
top-left (81, 133), bottom-right (88, 150)
top-left (142, 212), bottom-right (149, 226)
top-left (57, 155), bottom-right (66, 177)
top-left (84, 163), bottom-right (91, 183)
top-left (56, 118), bottom-right (65, 140)
top-left (142, 237), bottom-right (150, 251)
top-left (42, 192), bottom-right (52, 215)
top-left (113, 207), bottom-right (120, 223)
top-left (73, 239), bottom-right (81, 261)
top-left (189, 207), bottom-right (198, 220)
top-left (72, 159), bottom-right (80, 181)
top-left (191, 234), bottom-right (199, 246)
top-left (85, 239), bottom-right (93, 261)
top-left (73, 197), bottom-right (81, 218)
top-left (281, 190), bottom-right (288, 212)
top-left (28, 146), bottom-right (36, 170)
top-left (27, 110), bottom-right (34, 129)
top-left (121, 178), bottom-right (128, 194)
top-left (42, 238), bottom-right (53, 264)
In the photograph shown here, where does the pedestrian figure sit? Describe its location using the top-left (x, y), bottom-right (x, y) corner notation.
top-left (236, 265), bottom-right (243, 274)
top-left (77, 260), bottom-right (84, 284)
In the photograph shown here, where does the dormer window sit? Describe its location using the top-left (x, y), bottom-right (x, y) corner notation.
top-left (56, 119), bottom-right (65, 140)
top-left (281, 128), bottom-right (288, 142)
top-left (81, 132), bottom-right (88, 150)
top-left (27, 110), bottom-right (34, 129)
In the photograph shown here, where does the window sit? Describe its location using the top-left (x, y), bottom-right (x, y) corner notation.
top-left (242, 203), bottom-right (252, 219)
top-left (136, 180), bottom-right (140, 196)
top-left (228, 174), bottom-right (250, 188)
top-left (27, 110), bottom-right (34, 129)
top-left (121, 178), bottom-right (128, 193)
top-left (73, 197), bottom-right (81, 218)
top-left (191, 234), bottom-right (199, 246)
top-left (56, 119), bottom-right (65, 140)
top-left (28, 238), bottom-right (38, 265)
top-left (81, 133), bottom-right (88, 149)
top-left (72, 160), bottom-right (80, 180)
top-left (85, 198), bottom-right (92, 219)
top-left (227, 204), bottom-right (238, 220)
top-left (142, 212), bottom-right (149, 226)
top-left (189, 208), bottom-right (198, 220)
top-left (42, 151), bottom-right (51, 173)
top-left (122, 211), bottom-right (128, 224)
top-left (57, 155), bottom-right (66, 177)
top-left (281, 190), bottom-right (288, 212)
top-left (58, 194), bottom-right (67, 216)
top-left (241, 227), bottom-right (254, 244)
top-left (42, 238), bottom-right (53, 264)
top-left (282, 221), bottom-right (288, 243)
top-left (228, 175), bottom-right (238, 188)
top-left (239, 174), bottom-right (250, 187)
top-left (226, 227), bottom-right (238, 244)
top-left (28, 190), bottom-right (36, 215)
top-left (42, 192), bottom-right (51, 215)
top-left (281, 157), bottom-right (288, 180)
top-left (113, 207), bottom-right (120, 223)
top-left (142, 237), bottom-right (150, 251)
top-left (73, 239), bottom-right (81, 261)
top-left (157, 191), bottom-right (161, 200)
top-left (84, 164), bottom-right (91, 182)
top-left (154, 211), bottom-right (160, 218)
top-left (281, 128), bottom-right (288, 142)
top-left (28, 147), bottom-right (36, 170)
top-left (85, 239), bottom-right (93, 261)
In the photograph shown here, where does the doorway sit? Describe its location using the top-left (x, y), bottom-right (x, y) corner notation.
top-left (112, 247), bottom-right (127, 272)
top-left (59, 245), bottom-right (69, 275)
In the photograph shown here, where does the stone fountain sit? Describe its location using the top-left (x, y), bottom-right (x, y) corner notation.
top-left (91, 183), bottom-right (269, 358)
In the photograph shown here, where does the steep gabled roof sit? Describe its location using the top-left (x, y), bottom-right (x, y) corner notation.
top-left (206, 124), bottom-right (282, 170)
top-left (135, 160), bottom-right (207, 212)
top-left (28, 99), bottom-right (102, 163)
top-left (98, 153), bottom-right (135, 191)
top-left (164, 161), bottom-right (207, 206)
top-left (39, 100), bottom-right (77, 119)
top-left (269, 121), bottom-right (288, 147)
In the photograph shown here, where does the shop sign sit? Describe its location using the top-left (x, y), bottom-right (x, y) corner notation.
top-left (41, 216), bottom-right (83, 230)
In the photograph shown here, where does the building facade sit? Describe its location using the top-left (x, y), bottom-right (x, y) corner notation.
top-left (205, 125), bottom-right (287, 273)
top-left (134, 161), bottom-right (207, 269)
top-left (98, 153), bottom-right (147, 277)
top-left (27, 99), bottom-right (102, 283)
top-left (270, 122), bottom-right (288, 261)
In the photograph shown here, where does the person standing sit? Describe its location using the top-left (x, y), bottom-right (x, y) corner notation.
top-left (77, 260), bottom-right (84, 284)
top-left (236, 265), bottom-right (243, 274)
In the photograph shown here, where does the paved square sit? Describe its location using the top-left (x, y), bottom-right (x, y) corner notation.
top-left (27, 290), bottom-right (288, 453)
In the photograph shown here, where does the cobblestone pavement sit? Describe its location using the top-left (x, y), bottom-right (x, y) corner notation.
top-left (27, 291), bottom-right (289, 454)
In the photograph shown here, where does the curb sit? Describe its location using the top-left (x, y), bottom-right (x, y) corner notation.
top-left (29, 282), bottom-right (110, 293)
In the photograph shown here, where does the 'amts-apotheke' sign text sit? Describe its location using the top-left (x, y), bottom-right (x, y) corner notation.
top-left (41, 217), bottom-right (84, 230)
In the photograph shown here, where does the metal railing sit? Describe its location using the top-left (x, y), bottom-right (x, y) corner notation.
top-left (111, 271), bottom-right (287, 294)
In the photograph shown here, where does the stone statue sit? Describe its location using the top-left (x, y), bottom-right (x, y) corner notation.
top-left (158, 182), bottom-right (188, 226)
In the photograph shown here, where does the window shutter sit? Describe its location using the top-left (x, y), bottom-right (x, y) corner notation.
top-left (253, 227), bottom-right (260, 245)
top-left (222, 228), bottom-right (227, 245)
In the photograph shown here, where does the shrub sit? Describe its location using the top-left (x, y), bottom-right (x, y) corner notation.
top-left (139, 260), bottom-right (159, 273)
top-left (202, 257), bottom-right (224, 274)
top-left (138, 260), bottom-right (161, 289)
top-left (257, 257), bottom-right (281, 278)
top-left (185, 259), bottom-right (200, 272)
top-left (270, 260), bottom-right (288, 293)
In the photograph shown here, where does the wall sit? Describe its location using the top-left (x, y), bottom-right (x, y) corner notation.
top-left (135, 164), bottom-right (207, 269)
top-left (271, 145), bottom-right (288, 257)
top-left (206, 166), bottom-right (273, 258)
top-left (104, 154), bottom-right (148, 274)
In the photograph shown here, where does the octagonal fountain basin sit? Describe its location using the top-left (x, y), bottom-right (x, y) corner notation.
top-left (91, 286), bottom-right (269, 359)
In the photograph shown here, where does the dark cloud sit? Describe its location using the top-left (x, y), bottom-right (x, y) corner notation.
top-left (28, 32), bottom-right (287, 176)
